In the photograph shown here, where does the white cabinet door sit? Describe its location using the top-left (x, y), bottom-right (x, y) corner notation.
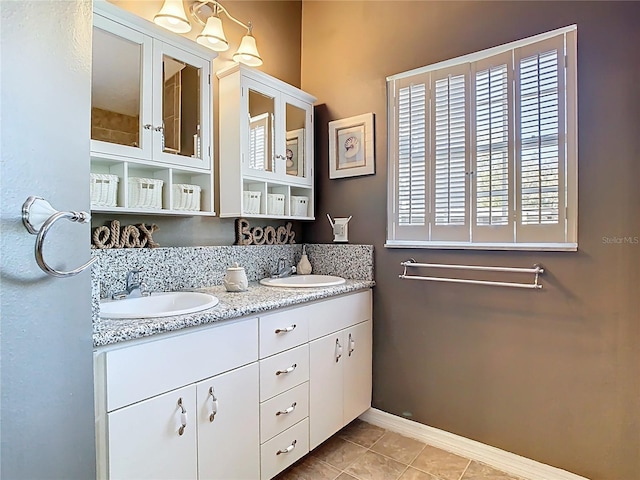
top-left (196, 363), bottom-right (260, 480)
top-left (107, 385), bottom-right (197, 480)
top-left (343, 320), bottom-right (372, 424)
top-left (152, 41), bottom-right (211, 170)
top-left (91, 15), bottom-right (153, 161)
top-left (309, 332), bottom-right (345, 450)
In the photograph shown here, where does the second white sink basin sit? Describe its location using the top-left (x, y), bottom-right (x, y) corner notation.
top-left (100, 292), bottom-right (219, 319)
top-left (260, 275), bottom-right (346, 288)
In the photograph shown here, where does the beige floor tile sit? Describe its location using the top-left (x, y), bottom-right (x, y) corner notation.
top-left (371, 431), bottom-right (427, 465)
top-left (339, 419), bottom-right (387, 448)
top-left (345, 451), bottom-right (407, 480)
top-left (312, 436), bottom-right (368, 470)
top-left (461, 461), bottom-right (522, 480)
top-left (398, 467), bottom-right (437, 480)
top-left (411, 445), bottom-right (470, 480)
top-left (336, 473), bottom-right (360, 480)
top-left (275, 456), bottom-right (341, 480)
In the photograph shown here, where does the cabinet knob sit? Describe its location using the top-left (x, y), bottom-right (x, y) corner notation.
top-left (177, 397), bottom-right (188, 436)
top-left (143, 124), bottom-right (153, 130)
top-left (154, 125), bottom-right (164, 132)
top-left (335, 338), bottom-right (343, 363)
top-left (275, 324), bottom-right (296, 334)
top-left (349, 333), bottom-right (356, 356)
top-left (276, 439), bottom-right (297, 455)
top-left (275, 363), bottom-right (297, 376)
top-left (276, 402), bottom-right (297, 416)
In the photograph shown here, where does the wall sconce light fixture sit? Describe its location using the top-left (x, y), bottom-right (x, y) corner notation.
top-left (154, 0), bottom-right (263, 67)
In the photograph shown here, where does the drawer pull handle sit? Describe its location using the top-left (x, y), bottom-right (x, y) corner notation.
top-left (335, 338), bottom-right (343, 363)
top-left (208, 386), bottom-right (218, 422)
top-left (275, 324), bottom-right (296, 334)
top-left (349, 333), bottom-right (356, 356)
top-left (276, 439), bottom-right (297, 455)
top-left (177, 397), bottom-right (187, 436)
top-left (276, 364), bottom-right (297, 376)
top-left (276, 402), bottom-right (297, 416)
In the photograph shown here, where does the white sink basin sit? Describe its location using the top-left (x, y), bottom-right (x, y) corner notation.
top-left (260, 275), bottom-right (346, 288)
top-left (100, 292), bottom-right (219, 319)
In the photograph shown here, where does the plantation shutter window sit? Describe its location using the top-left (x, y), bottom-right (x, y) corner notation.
top-left (386, 26), bottom-right (577, 250)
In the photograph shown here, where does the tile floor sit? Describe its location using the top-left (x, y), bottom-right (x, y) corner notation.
top-left (275, 420), bottom-right (523, 480)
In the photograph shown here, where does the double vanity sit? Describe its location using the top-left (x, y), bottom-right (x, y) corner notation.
top-left (92, 244), bottom-right (374, 480)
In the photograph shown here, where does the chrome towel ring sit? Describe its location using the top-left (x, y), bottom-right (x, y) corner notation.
top-left (22, 196), bottom-right (97, 278)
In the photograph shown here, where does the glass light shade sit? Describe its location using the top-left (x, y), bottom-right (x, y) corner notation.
top-left (196, 16), bottom-right (229, 52)
top-left (233, 34), bottom-right (263, 67)
top-left (154, 0), bottom-right (191, 34)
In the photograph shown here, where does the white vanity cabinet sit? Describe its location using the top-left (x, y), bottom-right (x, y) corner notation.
top-left (217, 65), bottom-right (316, 220)
top-left (308, 293), bottom-right (373, 450)
top-left (94, 290), bottom-right (372, 480)
top-left (94, 318), bottom-right (260, 480)
top-left (90, 2), bottom-right (216, 216)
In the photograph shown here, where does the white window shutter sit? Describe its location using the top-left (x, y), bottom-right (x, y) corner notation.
top-left (472, 52), bottom-right (514, 242)
top-left (515, 35), bottom-right (566, 243)
top-left (397, 83), bottom-right (427, 226)
top-left (431, 65), bottom-right (470, 241)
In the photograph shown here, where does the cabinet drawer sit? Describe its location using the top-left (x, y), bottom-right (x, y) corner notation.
top-left (260, 418), bottom-right (309, 480)
top-left (103, 318), bottom-right (258, 411)
top-left (260, 382), bottom-right (308, 443)
top-left (259, 311), bottom-right (309, 359)
top-left (308, 291), bottom-right (372, 340)
top-left (260, 344), bottom-right (309, 401)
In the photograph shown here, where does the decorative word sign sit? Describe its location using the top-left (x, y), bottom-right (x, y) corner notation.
top-left (92, 220), bottom-right (160, 249)
top-left (235, 219), bottom-right (296, 246)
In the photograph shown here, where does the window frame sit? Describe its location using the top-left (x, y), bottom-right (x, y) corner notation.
top-left (386, 25), bottom-right (578, 251)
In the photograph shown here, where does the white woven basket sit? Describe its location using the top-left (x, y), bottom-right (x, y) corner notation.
top-left (290, 196), bottom-right (309, 217)
top-left (90, 173), bottom-right (119, 207)
top-left (243, 191), bottom-right (262, 215)
top-left (172, 184), bottom-right (201, 211)
top-left (128, 177), bottom-right (163, 209)
top-left (267, 193), bottom-right (285, 216)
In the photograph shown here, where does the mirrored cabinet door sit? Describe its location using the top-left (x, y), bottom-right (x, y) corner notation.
top-left (152, 41), bottom-right (211, 170)
top-left (284, 101), bottom-right (308, 180)
top-left (91, 16), bottom-right (153, 160)
top-left (243, 78), bottom-right (280, 177)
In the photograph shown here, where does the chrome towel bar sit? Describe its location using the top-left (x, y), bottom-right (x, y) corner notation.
top-left (22, 196), bottom-right (97, 278)
top-left (399, 259), bottom-right (544, 289)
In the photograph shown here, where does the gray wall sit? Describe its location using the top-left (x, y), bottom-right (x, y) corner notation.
top-left (301, 2), bottom-right (640, 479)
top-left (0, 1), bottom-right (96, 478)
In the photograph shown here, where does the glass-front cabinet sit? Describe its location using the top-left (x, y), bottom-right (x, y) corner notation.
top-left (218, 65), bottom-right (316, 219)
top-left (90, 2), bottom-right (215, 216)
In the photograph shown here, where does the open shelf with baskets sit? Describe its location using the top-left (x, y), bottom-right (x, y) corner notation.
top-left (235, 179), bottom-right (313, 220)
top-left (90, 157), bottom-right (215, 216)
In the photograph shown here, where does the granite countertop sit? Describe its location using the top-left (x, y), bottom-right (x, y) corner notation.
top-left (93, 280), bottom-right (375, 348)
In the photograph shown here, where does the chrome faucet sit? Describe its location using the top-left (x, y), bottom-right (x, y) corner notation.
top-left (271, 258), bottom-right (296, 279)
top-left (112, 270), bottom-right (151, 300)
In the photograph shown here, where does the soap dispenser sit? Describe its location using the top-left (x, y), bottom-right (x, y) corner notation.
top-left (297, 246), bottom-right (312, 275)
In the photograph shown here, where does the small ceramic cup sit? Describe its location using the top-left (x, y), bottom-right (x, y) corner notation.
top-left (223, 262), bottom-right (248, 292)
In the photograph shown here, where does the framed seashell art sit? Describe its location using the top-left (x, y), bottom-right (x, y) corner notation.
top-left (328, 112), bottom-right (375, 179)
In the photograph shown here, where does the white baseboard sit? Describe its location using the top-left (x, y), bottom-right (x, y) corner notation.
top-left (359, 409), bottom-right (589, 480)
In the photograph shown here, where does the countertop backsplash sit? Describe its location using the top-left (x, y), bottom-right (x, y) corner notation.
top-left (91, 244), bottom-right (374, 324)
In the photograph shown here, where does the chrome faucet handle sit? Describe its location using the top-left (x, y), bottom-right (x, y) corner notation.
top-left (126, 269), bottom-right (142, 289)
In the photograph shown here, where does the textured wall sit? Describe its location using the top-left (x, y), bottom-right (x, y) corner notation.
top-left (97, 0), bottom-right (303, 246)
top-left (301, 2), bottom-right (640, 479)
top-left (0, 1), bottom-right (96, 478)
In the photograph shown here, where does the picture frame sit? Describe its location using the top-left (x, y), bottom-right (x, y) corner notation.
top-left (328, 112), bottom-right (375, 179)
top-left (285, 128), bottom-right (305, 177)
